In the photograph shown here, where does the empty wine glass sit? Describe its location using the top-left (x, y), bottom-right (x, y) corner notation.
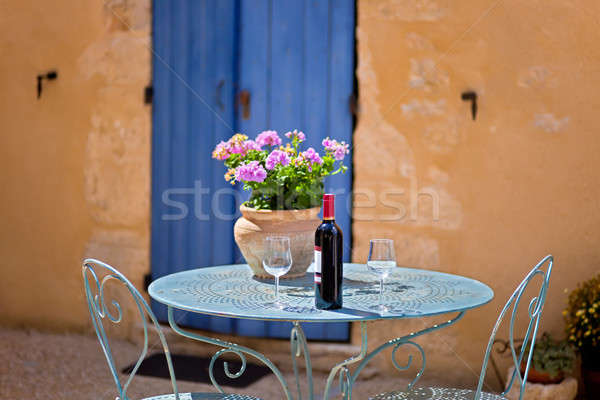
top-left (367, 239), bottom-right (396, 313)
top-left (263, 236), bottom-right (292, 309)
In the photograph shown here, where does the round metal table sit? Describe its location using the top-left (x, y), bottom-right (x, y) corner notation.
top-left (149, 263), bottom-right (494, 399)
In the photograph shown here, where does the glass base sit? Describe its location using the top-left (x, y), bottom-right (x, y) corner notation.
top-left (264, 301), bottom-right (285, 310)
top-left (369, 304), bottom-right (389, 313)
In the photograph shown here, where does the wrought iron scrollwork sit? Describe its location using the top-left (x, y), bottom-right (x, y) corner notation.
top-left (475, 255), bottom-right (553, 400)
top-left (208, 348), bottom-right (248, 392)
top-left (323, 321), bottom-right (368, 400)
top-left (390, 340), bottom-right (426, 390)
top-left (290, 322), bottom-right (313, 400)
top-left (167, 306), bottom-right (294, 399)
top-left (489, 338), bottom-right (525, 390)
top-left (350, 312), bottom-right (464, 396)
top-left (339, 366), bottom-right (351, 398)
top-left (82, 259), bottom-right (180, 400)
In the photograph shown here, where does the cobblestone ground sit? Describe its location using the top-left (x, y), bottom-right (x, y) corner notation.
top-left (0, 326), bottom-right (428, 400)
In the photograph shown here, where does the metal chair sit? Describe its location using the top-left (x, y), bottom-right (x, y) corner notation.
top-left (369, 255), bottom-right (554, 400)
top-left (82, 258), bottom-right (261, 400)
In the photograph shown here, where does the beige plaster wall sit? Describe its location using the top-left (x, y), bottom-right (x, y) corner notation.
top-left (353, 0), bottom-right (600, 388)
top-left (0, 0), bottom-right (150, 335)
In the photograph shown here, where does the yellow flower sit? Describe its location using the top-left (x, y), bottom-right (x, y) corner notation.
top-left (224, 168), bottom-right (236, 185)
top-left (230, 133), bottom-right (248, 145)
top-left (278, 143), bottom-right (294, 155)
top-left (212, 142), bottom-right (230, 160)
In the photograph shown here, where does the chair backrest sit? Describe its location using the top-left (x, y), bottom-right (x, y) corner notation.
top-left (82, 258), bottom-right (179, 400)
top-left (475, 255), bottom-right (554, 400)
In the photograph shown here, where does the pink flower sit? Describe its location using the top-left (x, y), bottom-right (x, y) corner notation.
top-left (333, 142), bottom-right (349, 160)
top-left (285, 129), bottom-right (306, 142)
top-left (265, 149), bottom-right (291, 170)
top-left (322, 137), bottom-right (335, 151)
top-left (256, 130), bottom-right (282, 147)
top-left (229, 143), bottom-right (246, 154)
top-left (213, 134), bottom-right (260, 158)
top-left (235, 161), bottom-right (267, 182)
top-left (242, 140), bottom-right (262, 152)
top-left (302, 147), bottom-right (323, 165)
top-left (322, 137), bottom-right (349, 160)
top-left (229, 140), bottom-right (261, 155)
top-left (212, 141), bottom-right (231, 160)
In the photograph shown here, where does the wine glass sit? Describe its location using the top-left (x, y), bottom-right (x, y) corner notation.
top-left (367, 239), bottom-right (396, 313)
top-left (263, 236), bottom-right (292, 309)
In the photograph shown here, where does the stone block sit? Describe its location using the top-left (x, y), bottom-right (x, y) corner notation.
top-left (505, 367), bottom-right (577, 400)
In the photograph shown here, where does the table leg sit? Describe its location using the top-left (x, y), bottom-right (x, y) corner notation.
top-left (168, 307), bottom-right (465, 400)
top-left (167, 307), bottom-right (294, 400)
top-left (323, 321), bottom-right (368, 400)
top-left (290, 322), bottom-right (313, 400)
top-left (349, 312), bottom-right (465, 395)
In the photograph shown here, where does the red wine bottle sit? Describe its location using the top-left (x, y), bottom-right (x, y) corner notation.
top-left (315, 193), bottom-right (343, 310)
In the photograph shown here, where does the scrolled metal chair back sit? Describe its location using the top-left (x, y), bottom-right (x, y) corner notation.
top-left (475, 255), bottom-right (553, 400)
top-left (82, 258), bottom-right (179, 400)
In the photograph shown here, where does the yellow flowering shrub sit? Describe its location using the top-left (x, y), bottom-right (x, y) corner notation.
top-left (564, 273), bottom-right (600, 350)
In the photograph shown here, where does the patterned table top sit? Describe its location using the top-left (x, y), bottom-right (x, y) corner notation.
top-left (148, 264), bottom-right (494, 322)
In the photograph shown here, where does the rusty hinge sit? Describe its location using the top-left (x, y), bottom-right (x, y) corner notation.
top-left (238, 90), bottom-right (251, 120)
top-left (144, 85), bottom-right (153, 105)
top-left (37, 70), bottom-right (58, 99)
top-left (143, 272), bottom-right (152, 292)
top-left (461, 91), bottom-right (477, 120)
top-left (349, 93), bottom-right (359, 118)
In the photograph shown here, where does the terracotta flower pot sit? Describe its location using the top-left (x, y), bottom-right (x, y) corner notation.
top-left (520, 362), bottom-right (564, 384)
top-left (234, 204), bottom-right (321, 279)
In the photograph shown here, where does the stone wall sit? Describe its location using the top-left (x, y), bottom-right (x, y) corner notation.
top-left (353, 0), bottom-right (600, 388)
top-left (0, 0), bottom-right (151, 336)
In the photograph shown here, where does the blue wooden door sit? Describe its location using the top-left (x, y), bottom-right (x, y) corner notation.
top-left (151, 0), bottom-right (355, 341)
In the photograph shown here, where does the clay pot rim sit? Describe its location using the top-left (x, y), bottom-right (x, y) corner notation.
top-left (520, 362), bottom-right (565, 384)
top-left (239, 204), bottom-right (321, 221)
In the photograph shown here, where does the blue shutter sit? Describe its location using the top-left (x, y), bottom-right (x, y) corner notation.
top-left (152, 0), bottom-right (354, 341)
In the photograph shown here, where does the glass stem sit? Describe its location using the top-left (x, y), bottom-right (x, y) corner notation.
top-left (379, 277), bottom-right (384, 307)
top-left (275, 276), bottom-right (280, 303)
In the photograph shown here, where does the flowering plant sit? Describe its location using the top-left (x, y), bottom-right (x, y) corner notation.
top-left (563, 273), bottom-right (600, 350)
top-left (212, 130), bottom-right (348, 210)
top-left (521, 332), bottom-right (576, 379)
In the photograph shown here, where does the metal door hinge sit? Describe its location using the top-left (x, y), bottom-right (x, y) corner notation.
top-left (144, 273), bottom-right (152, 292)
top-left (37, 70), bottom-right (58, 99)
top-left (144, 86), bottom-right (153, 105)
top-left (238, 90), bottom-right (251, 120)
top-left (461, 91), bottom-right (477, 120)
top-left (349, 93), bottom-right (359, 118)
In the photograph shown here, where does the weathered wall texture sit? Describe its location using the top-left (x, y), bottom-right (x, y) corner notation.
top-left (353, 0), bottom-right (600, 388)
top-left (0, 0), bottom-right (150, 336)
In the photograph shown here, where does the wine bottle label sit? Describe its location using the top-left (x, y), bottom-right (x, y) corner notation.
top-left (314, 246), bottom-right (321, 283)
